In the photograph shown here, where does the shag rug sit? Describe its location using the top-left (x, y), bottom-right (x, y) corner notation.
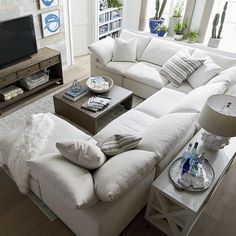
top-left (0, 85), bottom-right (143, 221)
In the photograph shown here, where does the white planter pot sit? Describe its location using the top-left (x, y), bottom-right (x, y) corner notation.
top-left (168, 16), bottom-right (182, 37)
top-left (208, 38), bottom-right (221, 48)
top-left (174, 34), bottom-right (183, 41)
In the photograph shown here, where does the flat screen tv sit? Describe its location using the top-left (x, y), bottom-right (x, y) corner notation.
top-left (0, 15), bottom-right (38, 69)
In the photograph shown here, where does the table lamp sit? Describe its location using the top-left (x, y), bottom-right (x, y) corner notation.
top-left (198, 94), bottom-right (236, 151)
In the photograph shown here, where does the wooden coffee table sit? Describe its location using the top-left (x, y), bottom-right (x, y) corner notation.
top-left (53, 80), bottom-right (133, 134)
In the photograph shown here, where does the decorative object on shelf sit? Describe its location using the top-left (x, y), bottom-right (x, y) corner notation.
top-left (86, 76), bottom-right (114, 93)
top-left (208, 1), bottom-right (228, 48)
top-left (169, 141), bottom-right (214, 191)
top-left (168, 0), bottom-right (185, 37)
top-left (198, 94), bottom-right (236, 151)
top-left (107, 0), bottom-right (122, 9)
top-left (41, 10), bottom-right (61, 37)
top-left (39, 0), bottom-right (59, 9)
top-left (186, 31), bottom-right (198, 43)
top-left (155, 24), bottom-right (168, 37)
top-left (149, 0), bottom-right (167, 34)
top-left (99, 0), bottom-right (108, 11)
top-left (173, 20), bottom-right (187, 40)
top-left (0, 85), bottom-right (24, 102)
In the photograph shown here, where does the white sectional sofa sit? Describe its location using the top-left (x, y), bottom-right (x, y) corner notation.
top-left (1, 30), bottom-right (236, 236)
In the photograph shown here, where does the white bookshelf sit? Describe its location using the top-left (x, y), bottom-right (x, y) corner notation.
top-left (92, 1), bottom-right (124, 42)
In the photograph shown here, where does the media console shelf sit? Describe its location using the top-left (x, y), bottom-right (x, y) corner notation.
top-left (0, 47), bottom-right (63, 114)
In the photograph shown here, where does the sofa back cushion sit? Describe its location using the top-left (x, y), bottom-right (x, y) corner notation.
top-left (140, 38), bottom-right (194, 66)
top-left (88, 36), bottom-right (114, 65)
top-left (136, 113), bottom-right (198, 160)
top-left (192, 48), bottom-right (236, 69)
top-left (28, 153), bottom-right (98, 210)
top-left (168, 82), bottom-right (229, 113)
top-left (120, 30), bottom-right (152, 60)
top-left (187, 56), bottom-right (223, 88)
top-left (93, 150), bottom-right (157, 202)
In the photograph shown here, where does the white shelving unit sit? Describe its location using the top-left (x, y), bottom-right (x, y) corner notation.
top-left (92, 0), bottom-right (124, 42)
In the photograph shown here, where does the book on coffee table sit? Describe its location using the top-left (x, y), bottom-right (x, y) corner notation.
top-left (63, 87), bottom-right (88, 102)
top-left (81, 96), bottom-right (111, 112)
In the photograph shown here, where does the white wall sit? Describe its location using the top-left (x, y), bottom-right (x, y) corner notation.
top-left (122, 0), bottom-right (142, 30)
top-left (70, 0), bottom-right (92, 56)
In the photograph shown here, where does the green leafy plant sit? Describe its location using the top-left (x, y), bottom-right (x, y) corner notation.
top-left (155, 24), bottom-right (168, 32)
top-left (186, 31), bottom-right (198, 43)
top-left (173, 0), bottom-right (185, 17)
top-left (154, 0), bottom-right (167, 20)
top-left (107, 0), bottom-right (122, 9)
top-left (174, 20), bottom-right (187, 35)
top-left (211, 1), bottom-right (228, 38)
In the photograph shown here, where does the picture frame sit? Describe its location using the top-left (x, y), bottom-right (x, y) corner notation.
top-left (39, 0), bottom-right (59, 9)
top-left (41, 10), bottom-right (61, 38)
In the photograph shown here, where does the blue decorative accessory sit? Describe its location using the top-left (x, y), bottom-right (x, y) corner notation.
top-left (42, 0), bottom-right (54, 7)
top-left (44, 13), bottom-right (60, 33)
top-left (149, 18), bottom-right (164, 34)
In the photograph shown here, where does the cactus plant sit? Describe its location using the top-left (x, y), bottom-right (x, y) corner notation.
top-left (217, 1), bottom-right (228, 38)
top-left (212, 13), bottom-right (220, 38)
top-left (154, 0), bottom-right (167, 20)
top-left (211, 1), bottom-right (228, 39)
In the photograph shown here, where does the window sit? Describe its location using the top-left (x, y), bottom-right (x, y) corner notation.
top-left (204, 0), bottom-right (236, 52)
top-left (144, 0), bottom-right (186, 32)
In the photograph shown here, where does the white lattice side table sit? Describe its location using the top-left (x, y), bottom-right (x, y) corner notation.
top-left (145, 130), bottom-right (236, 236)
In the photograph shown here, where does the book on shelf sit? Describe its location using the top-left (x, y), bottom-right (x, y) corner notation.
top-left (63, 87), bottom-right (88, 102)
top-left (81, 96), bottom-right (111, 112)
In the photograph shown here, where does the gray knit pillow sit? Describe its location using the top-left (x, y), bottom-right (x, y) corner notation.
top-left (98, 134), bottom-right (142, 156)
top-left (160, 51), bottom-right (205, 87)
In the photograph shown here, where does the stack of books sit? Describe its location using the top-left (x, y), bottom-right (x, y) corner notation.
top-left (63, 87), bottom-right (88, 102)
top-left (82, 96), bottom-right (111, 112)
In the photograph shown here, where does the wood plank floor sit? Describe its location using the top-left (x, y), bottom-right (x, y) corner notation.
top-left (1, 55), bottom-right (236, 236)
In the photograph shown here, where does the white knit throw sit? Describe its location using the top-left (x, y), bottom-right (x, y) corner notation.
top-left (7, 113), bottom-right (54, 194)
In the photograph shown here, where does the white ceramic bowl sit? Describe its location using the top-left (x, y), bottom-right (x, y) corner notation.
top-left (86, 76), bottom-right (114, 93)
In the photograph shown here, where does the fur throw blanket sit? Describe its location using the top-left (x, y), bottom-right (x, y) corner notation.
top-left (7, 113), bottom-right (54, 194)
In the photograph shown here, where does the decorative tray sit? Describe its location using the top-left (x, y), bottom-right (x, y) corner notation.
top-left (169, 157), bottom-right (215, 192)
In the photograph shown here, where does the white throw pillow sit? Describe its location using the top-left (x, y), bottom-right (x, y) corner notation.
top-left (140, 38), bottom-right (194, 66)
top-left (187, 56), bottom-right (223, 88)
top-left (168, 82), bottom-right (229, 113)
top-left (120, 30), bottom-right (151, 60)
top-left (93, 150), bottom-right (157, 202)
top-left (137, 113), bottom-right (198, 159)
top-left (27, 153), bottom-right (97, 209)
top-left (112, 38), bottom-right (137, 62)
top-left (160, 51), bottom-right (205, 87)
top-left (56, 140), bottom-right (107, 170)
top-left (88, 36), bottom-right (114, 65)
top-left (98, 134), bottom-right (142, 156)
top-left (192, 48), bottom-right (236, 69)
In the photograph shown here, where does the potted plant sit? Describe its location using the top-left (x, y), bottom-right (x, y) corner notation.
top-left (208, 2), bottom-right (228, 48)
top-left (156, 24), bottom-right (168, 37)
top-left (186, 31), bottom-right (198, 43)
top-left (149, 0), bottom-right (167, 34)
top-left (168, 0), bottom-right (185, 37)
top-left (174, 21), bottom-right (187, 40)
top-left (107, 0), bottom-right (122, 9)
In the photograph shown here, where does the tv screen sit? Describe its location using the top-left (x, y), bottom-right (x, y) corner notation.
top-left (0, 15), bottom-right (38, 69)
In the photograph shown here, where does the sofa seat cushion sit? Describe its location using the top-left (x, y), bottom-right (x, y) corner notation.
top-left (93, 150), bottom-right (157, 202)
top-left (120, 30), bottom-right (152, 60)
top-left (140, 38), bottom-right (194, 66)
top-left (136, 113), bottom-right (198, 160)
top-left (135, 88), bottom-right (186, 119)
top-left (168, 82), bottom-right (229, 113)
top-left (192, 48), bottom-right (236, 69)
top-left (103, 61), bottom-right (136, 75)
top-left (94, 109), bottom-right (157, 143)
top-left (165, 81), bottom-right (193, 94)
top-left (28, 153), bottom-right (97, 210)
top-left (124, 62), bottom-right (168, 89)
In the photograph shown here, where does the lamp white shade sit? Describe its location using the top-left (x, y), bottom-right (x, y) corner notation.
top-left (198, 95), bottom-right (236, 137)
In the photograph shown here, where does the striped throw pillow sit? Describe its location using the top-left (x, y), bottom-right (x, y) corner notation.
top-left (160, 51), bottom-right (205, 87)
top-left (98, 134), bottom-right (142, 156)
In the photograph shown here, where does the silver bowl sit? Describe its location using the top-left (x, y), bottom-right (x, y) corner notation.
top-left (86, 76), bottom-right (114, 94)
